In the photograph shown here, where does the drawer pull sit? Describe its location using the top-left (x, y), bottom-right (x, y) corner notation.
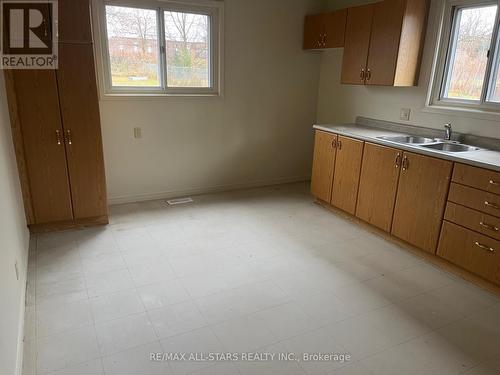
top-left (490, 180), bottom-right (499, 186)
top-left (474, 241), bottom-right (495, 252)
top-left (479, 222), bottom-right (499, 232)
top-left (485, 201), bottom-right (500, 209)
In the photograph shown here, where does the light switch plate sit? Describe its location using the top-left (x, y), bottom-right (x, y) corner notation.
top-left (400, 108), bottom-right (411, 121)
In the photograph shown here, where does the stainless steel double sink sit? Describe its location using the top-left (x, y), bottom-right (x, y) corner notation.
top-left (377, 135), bottom-right (481, 153)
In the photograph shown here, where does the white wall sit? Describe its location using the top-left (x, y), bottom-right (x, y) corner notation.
top-left (97, 0), bottom-right (325, 204)
top-left (0, 72), bottom-right (30, 375)
top-left (317, 0), bottom-right (500, 139)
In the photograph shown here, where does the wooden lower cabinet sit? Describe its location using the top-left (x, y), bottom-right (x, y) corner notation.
top-left (438, 221), bottom-right (500, 285)
top-left (311, 131), bottom-right (337, 202)
top-left (356, 143), bottom-right (401, 232)
top-left (310, 131), bottom-right (500, 287)
top-left (391, 152), bottom-right (452, 253)
top-left (331, 136), bottom-right (364, 214)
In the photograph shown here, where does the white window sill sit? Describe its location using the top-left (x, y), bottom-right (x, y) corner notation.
top-left (423, 103), bottom-right (500, 122)
top-left (99, 92), bottom-right (222, 101)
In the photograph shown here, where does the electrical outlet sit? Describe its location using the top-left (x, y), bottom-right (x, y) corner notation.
top-left (15, 261), bottom-right (19, 281)
top-left (400, 108), bottom-right (411, 121)
top-left (134, 127), bottom-right (142, 139)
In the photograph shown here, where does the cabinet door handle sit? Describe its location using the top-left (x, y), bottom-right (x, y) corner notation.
top-left (402, 155), bottom-right (409, 171)
top-left (55, 130), bottom-right (62, 146)
top-left (395, 153), bottom-right (401, 168)
top-left (490, 179), bottom-right (499, 186)
top-left (360, 68), bottom-right (365, 80)
top-left (366, 69), bottom-right (371, 81)
top-left (337, 140), bottom-right (342, 150)
top-left (66, 129), bottom-right (72, 145)
top-left (331, 139), bottom-right (337, 148)
top-left (479, 222), bottom-right (499, 232)
top-left (485, 201), bottom-right (499, 210)
top-left (474, 241), bottom-right (494, 252)
top-left (323, 32), bottom-right (327, 47)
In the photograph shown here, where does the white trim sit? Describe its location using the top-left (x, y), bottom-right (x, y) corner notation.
top-left (426, 0), bottom-right (500, 113)
top-left (107, 176), bottom-right (311, 205)
top-left (422, 103), bottom-right (500, 121)
top-left (91, 0), bottom-right (224, 98)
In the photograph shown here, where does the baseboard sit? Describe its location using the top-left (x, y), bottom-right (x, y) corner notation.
top-left (108, 176), bottom-right (311, 205)
top-left (15, 289), bottom-right (26, 375)
top-left (29, 215), bottom-right (109, 234)
top-left (15, 238), bottom-right (32, 375)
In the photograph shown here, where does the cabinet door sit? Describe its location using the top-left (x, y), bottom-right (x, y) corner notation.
top-left (304, 14), bottom-right (325, 49)
top-left (324, 9), bottom-right (347, 48)
top-left (392, 152), bottom-right (452, 253)
top-left (11, 70), bottom-right (73, 223)
top-left (57, 0), bottom-right (92, 43)
top-left (331, 136), bottom-right (364, 215)
top-left (57, 43), bottom-right (108, 219)
top-left (356, 143), bottom-right (401, 232)
top-left (311, 131), bottom-right (337, 202)
top-left (365, 0), bottom-right (406, 86)
top-left (341, 4), bottom-right (374, 85)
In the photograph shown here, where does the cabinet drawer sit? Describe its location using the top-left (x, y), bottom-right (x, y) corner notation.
top-left (438, 221), bottom-right (500, 285)
top-left (453, 164), bottom-right (500, 195)
top-left (448, 183), bottom-right (500, 218)
top-left (445, 202), bottom-right (500, 241)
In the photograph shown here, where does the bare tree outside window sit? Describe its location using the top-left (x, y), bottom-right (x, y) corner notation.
top-left (164, 11), bottom-right (210, 87)
top-left (442, 5), bottom-right (497, 100)
top-left (105, 5), bottom-right (160, 87)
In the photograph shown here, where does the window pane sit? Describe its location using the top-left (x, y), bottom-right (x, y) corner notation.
top-left (488, 35), bottom-right (500, 102)
top-left (164, 11), bottom-right (210, 88)
top-left (105, 5), bottom-right (160, 87)
top-left (442, 5), bottom-right (497, 101)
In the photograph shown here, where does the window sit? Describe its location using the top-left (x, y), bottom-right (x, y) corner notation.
top-left (98, 0), bottom-right (222, 95)
top-left (429, 0), bottom-right (500, 112)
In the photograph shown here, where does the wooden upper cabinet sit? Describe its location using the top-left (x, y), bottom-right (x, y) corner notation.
top-left (331, 136), bottom-right (364, 215)
top-left (10, 70), bottom-right (73, 224)
top-left (391, 152), bottom-right (452, 253)
top-left (341, 0), bottom-right (429, 86)
top-left (304, 14), bottom-right (326, 49)
top-left (356, 143), bottom-right (401, 232)
top-left (57, 0), bottom-right (92, 43)
top-left (57, 43), bottom-right (108, 220)
top-left (341, 4), bottom-right (374, 85)
top-left (311, 131), bottom-right (337, 202)
top-left (304, 10), bottom-right (347, 50)
top-left (365, 0), bottom-right (406, 86)
top-left (324, 10), bottom-right (347, 48)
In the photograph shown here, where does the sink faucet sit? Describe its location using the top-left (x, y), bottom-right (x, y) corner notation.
top-left (444, 123), bottom-right (452, 141)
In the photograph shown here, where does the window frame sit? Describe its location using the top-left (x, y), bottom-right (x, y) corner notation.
top-left (93, 0), bottom-right (223, 97)
top-left (427, 0), bottom-right (500, 113)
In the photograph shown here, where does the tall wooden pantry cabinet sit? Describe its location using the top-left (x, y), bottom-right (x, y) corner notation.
top-left (4, 0), bottom-right (108, 232)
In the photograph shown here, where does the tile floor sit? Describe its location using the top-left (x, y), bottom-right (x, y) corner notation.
top-left (22, 182), bottom-right (500, 375)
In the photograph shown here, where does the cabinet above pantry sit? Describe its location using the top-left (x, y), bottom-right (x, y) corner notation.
top-left (303, 0), bottom-right (429, 87)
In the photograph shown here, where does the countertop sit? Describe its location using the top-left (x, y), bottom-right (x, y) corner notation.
top-left (313, 123), bottom-right (500, 172)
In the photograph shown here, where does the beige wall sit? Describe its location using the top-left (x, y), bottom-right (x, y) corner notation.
top-left (97, 0), bottom-right (325, 204)
top-left (0, 72), bottom-right (30, 375)
top-left (318, 0), bottom-right (500, 139)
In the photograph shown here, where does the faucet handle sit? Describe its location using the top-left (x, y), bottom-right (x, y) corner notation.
top-left (444, 123), bottom-right (452, 129)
